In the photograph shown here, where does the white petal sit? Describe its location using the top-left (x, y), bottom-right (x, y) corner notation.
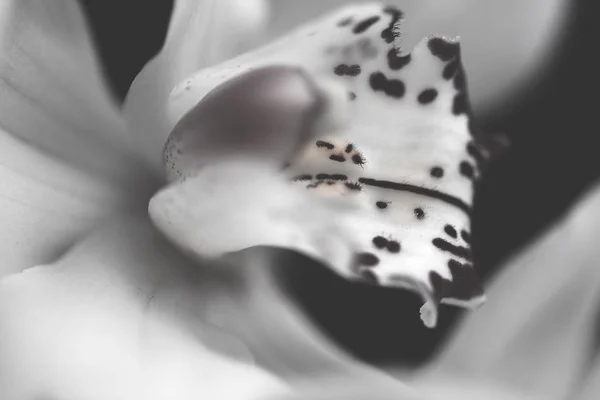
top-left (0, 215), bottom-right (417, 399)
top-left (123, 0), bottom-right (270, 172)
top-left (0, 215), bottom-right (290, 400)
top-left (266, 0), bottom-right (571, 116)
top-left (156, 3), bottom-right (487, 327)
top-left (409, 375), bottom-right (534, 400)
top-left (0, 0), bottom-right (156, 276)
top-left (423, 184), bottom-right (600, 399)
top-left (576, 355), bottom-right (600, 400)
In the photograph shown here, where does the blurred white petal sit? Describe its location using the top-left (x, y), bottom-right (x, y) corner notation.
top-left (123, 0), bottom-right (270, 171)
top-left (409, 375), bottom-right (534, 400)
top-left (267, 0), bottom-right (571, 116)
top-left (0, 0), bottom-right (155, 276)
top-left (265, 386), bottom-right (424, 400)
top-left (577, 354), bottom-right (600, 400)
top-left (0, 214), bottom-right (416, 399)
top-left (421, 184), bottom-right (600, 399)
top-left (155, 3), bottom-right (487, 328)
top-left (0, 215), bottom-right (290, 400)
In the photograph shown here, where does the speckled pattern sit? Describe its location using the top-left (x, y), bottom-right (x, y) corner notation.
top-left (153, 3), bottom-right (493, 328)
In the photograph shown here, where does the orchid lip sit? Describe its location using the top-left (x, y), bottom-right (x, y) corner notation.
top-left (152, 2), bottom-right (488, 328)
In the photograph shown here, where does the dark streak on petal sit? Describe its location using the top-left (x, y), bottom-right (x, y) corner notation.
top-left (316, 140), bottom-right (334, 149)
top-left (329, 154), bottom-right (346, 162)
top-left (353, 16), bottom-right (381, 34)
top-left (432, 238), bottom-right (472, 261)
top-left (315, 173), bottom-right (348, 181)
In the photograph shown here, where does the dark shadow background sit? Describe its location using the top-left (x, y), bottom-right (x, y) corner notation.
top-left (80, 0), bottom-right (597, 366)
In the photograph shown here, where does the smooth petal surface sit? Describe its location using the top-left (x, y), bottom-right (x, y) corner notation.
top-left (123, 0), bottom-right (270, 171)
top-left (576, 355), bottom-right (600, 400)
top-left (0, 214), bottom-right (420, 399)
top-left (0, 214), bottom-right (290, 400)
top-left (0, 0), bottom-right (155, 276)
top-left (267, 0), bottom-right (571, 116)
top-left (420, 183), bottom-right (600, 399)
top-left (154, 3), bottom-right (488, 327)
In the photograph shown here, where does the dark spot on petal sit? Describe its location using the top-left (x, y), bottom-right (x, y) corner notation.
top-left (349, 91), bottom-right (357, 101)
top-left (356, 252), bottom-right (380, 266)
top-left (372, 236), bottom-right (388, 249)
top-left (414, 208), bottom-right (425, 220)
top-left (352, 153), bottom-right (366, 166)
top-left (418, 89), bottom-right (438, 104)
top-left (444, 225), bottom-right (458, 238)
top-left (387, 241), bottom-right (401, 253)
top-left (428, 37), bottom-right (460, 61)
top-left (345, 143), bottom-right (354, 153)
top-left (370, 72), bottom-right (405, 99)
top-left (334, 64), bottom-right (362, 77)
top-left (376, 201), bottom-right (389, 209)
top-left (430, 167), bottom-right (444, 178)
top-left (329, 154), bottom-right (346, 162)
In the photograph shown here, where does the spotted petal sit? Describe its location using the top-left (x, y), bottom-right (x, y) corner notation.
top-left (152, 3), bottom-right (489, 327)
top-left (267, 0), bottom-right (572, 116)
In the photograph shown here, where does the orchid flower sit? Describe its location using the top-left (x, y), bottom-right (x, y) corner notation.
top-left (0, 1), bottom-right (594, 400)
